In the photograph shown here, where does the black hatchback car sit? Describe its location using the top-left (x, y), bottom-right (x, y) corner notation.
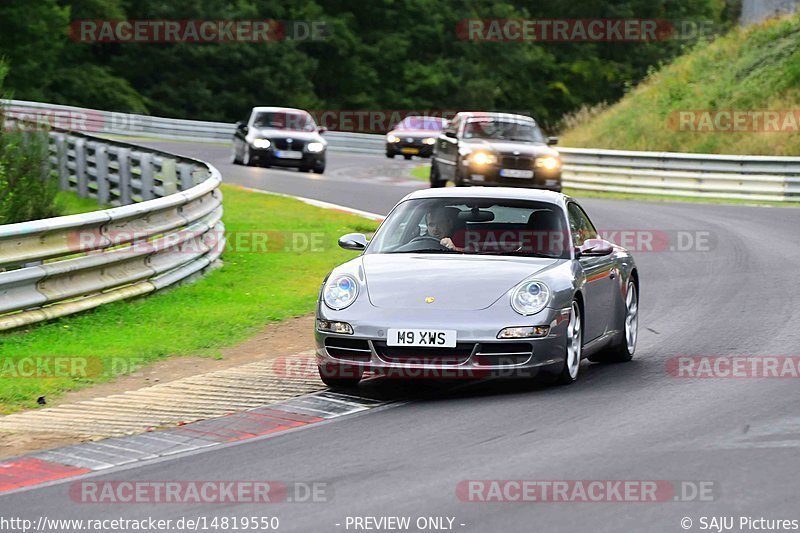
top-left (232, 107), bottom-right (327, 173)
top-left (430, 112), bottom-right (561, 191)
top-left (385, 116), bottom-right (446, 159)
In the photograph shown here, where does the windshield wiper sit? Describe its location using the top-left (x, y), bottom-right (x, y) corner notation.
top-left (469, 250), bottom-right (556, 258)
top-left (388, 248), bottom-right (459, 254)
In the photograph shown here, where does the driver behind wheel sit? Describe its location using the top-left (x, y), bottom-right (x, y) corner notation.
top-left (425, 206), bottom-right (464, 251)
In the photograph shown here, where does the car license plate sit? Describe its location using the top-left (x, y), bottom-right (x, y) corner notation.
top-left (500, 169), bottom-right (534, 178)
top-left (275, 150), bottom-right (303, 159)
top-left (387, 329), bottom-right (457, 348)
top-left (401, 148), bottom-right (420, 154)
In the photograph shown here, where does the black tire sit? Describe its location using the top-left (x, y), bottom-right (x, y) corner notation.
top-left (429, 162), bottom-right (446, 188)
top-left (386, 152), bottom-right (396, 159)
top-left (242, 145), bottom-right (254, 166)
top-left (454, 169), bottom-right (467, 187)
top-left (555, 300), bottom-right (583, 385)
top-left (230, 143), bottom-right (242, 165)
top-left (318, 364), bottom-right (363, 389)
top-left (403, 154), bottom-right (413, 160)
top-left (314, 162), bottom-right (326, 174)
top-left (589, 280), bottom-right (638, 363)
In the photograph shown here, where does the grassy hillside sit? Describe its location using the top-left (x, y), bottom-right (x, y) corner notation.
top-left (560, 14), bottom-right (800, 155)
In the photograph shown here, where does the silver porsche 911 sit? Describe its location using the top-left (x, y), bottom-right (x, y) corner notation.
top-left (315, 188), bottom-right (639, 389)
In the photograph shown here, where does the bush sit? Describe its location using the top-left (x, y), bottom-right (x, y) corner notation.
top-left (0, 63), bottom-right (61, 225)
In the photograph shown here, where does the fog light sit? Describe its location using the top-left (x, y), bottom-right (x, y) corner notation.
top-left (497, 326), bottom-right (550, 339)
top-left (317, 320), bottom-right (354, 334)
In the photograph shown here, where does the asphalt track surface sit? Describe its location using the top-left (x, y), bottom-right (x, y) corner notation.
top-left (2, 141), bottom-right (798, 532)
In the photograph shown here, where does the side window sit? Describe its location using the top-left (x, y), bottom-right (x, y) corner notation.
top-left (567, 203), bottom-right (598, 247)
top-left (445, 117), bottom-right (459, 137)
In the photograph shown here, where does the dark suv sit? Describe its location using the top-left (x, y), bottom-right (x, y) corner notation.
top-left (430, 112), bottom-right (561, 191)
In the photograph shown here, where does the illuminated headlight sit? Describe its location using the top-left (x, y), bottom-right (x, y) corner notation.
top-left (497, 326), bottom-right (550, 339)
top-left (317, 320), bottom-right (354, 334)
top-left (252, 138), bottom-right (271, 149)
top-left (307, 142), bottom-right (325, 153)
top-left (422, 137), bottom-right (436, 145)
top-left (511, 281), bottom-right (551, 315)
top-left (470, 151), bottom-right (497, 165)
top-left (323, 275), bottom-right (359, 310)
top-left (535, 156), bottom-right (561, 171)
top-left (387, 134), bottom-right (400, 143)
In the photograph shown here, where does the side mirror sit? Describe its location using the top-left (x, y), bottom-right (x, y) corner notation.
top-left (318, 126), bottom-right (327, 134)
top-left (547, 136), bottom-right (559, 146)
top-left (338, 233), bottom-right (368, 251)
top-left (444, 130), bottom-right (458, 139)
top-left (577, 238), bottom-right (614, 257)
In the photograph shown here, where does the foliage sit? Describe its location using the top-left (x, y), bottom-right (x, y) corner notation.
top-left (0, 0), bottom-right (735, 126)
top-left (0, 64), bottom-right (61, 224)
top-left (561, 13), bottom-right (800, 155)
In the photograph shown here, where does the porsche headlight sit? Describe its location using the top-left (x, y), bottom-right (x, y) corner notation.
top-left (422, 137), bottom-right (436, 145)
top-left (511, 281), bottom-right (551, 316)
top-left (387, 134), bottom-right (400, 143)
top-left (307, 142), bottom-right (325, 153)
top-left (470, 151), bottom-right (497, 166)
top-left (252, 138), bottom-right (271, 149)
top-left (536, 156), bottom-right (561, 171)
top-left (323, 275), bottom-right (359, 310)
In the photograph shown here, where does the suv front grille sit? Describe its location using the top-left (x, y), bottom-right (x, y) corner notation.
top-left (272, 138), bottom-right (307, 151)
top-left (500, 156), bottom-right (534, 170)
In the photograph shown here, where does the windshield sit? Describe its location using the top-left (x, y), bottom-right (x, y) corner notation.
top-left (252, 111), bottom-right (317, 132)
top-left (463, 119), bottom-right (545, 142)
top-left (367, 198), bottom-right (569, 259)
top-left (396, 117), bottom-right (445, 131)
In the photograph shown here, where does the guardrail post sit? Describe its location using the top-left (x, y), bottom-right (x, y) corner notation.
top-left (140, 153), bottom-right (155, 201)
top-left (95, 145), bottom-right (110, 205)
top-left (117, 147), bottom-right (132, 205)
top-left (74, 138), bottom-right (88, 197)
top-left (178, 163), bottom-right (195, 191)
top-left (54, 134), bottom-right (69, 191)
top-left (161, 158), bottom-right (178, 197)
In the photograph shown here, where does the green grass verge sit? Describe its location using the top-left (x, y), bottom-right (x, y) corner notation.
top-left (560, 14), bottom-right (800, 155)
top-left (54, 191), bottom-right (104, 215)
top-left (410, 165), bottom-right (430, 181)
top-left (0, 185), bottom-right (379, 414)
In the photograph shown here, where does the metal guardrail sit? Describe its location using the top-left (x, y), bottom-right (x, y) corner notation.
top-left (0, 127), bottom-right (225, 331)
top-left (6, 99), bottom-right (800, 202)
top-left (559, 147), bottom-right (800, 202)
